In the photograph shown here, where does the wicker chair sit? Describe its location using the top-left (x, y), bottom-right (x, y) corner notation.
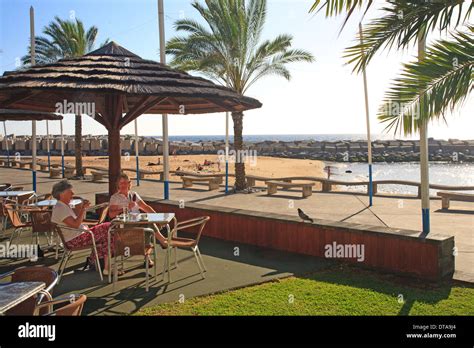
top-left (83, 203), bottom-right (110, 227)
top-left (36, 294), bottom-right (87, 316)
top-left (109, 227), bottom-right (157, 291)
top-left (0, 267), bottom-right (58, 315)
top-left (0, 198), bottom-right (15, 236)
top-left (4, 203), bottom-right (32, 244)
top-left (163, 216), bottom-right (210, 281)
top-left (53, 224), bottom-right (103, 282)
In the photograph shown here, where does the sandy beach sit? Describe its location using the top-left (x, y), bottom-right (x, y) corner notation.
top-left (37, 155), bottom-right (326, 185)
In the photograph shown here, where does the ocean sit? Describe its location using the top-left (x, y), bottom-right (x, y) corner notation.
top-left (331, 162), bottom-right (474, 195)
top-left (165, 133), bottom-right (393, 143)
top-left (163, 134), bottom-right (474, 195)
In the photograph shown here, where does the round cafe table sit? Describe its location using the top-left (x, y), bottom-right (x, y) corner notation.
top-left (29, 198), bottom-right (83, 208)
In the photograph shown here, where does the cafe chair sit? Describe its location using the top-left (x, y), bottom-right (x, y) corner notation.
top-left (4, 203), bottom-right (32, 244)
top-left (6, 186), bottom-right (23, 192)
top-left (35, 293), bottom-right (87, 316)
top-left (30, 209), bottom-right (57, 257)
top-left (109, 227), bottom-right (157, 292)
top-left (83, 203), bottom-right (110, 227)
top-left (164, 216), bottom-right (210, 281)
top-left (0, 198), bottom-right (15, 236)
top-left (0, 183), bottom-right (12, 191)
top-left (53, 224), bottom-right (103, 283)
top-left (0, 267), bottom-right (57, 315)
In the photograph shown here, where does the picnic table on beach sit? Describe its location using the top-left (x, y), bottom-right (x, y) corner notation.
top-left (0, 281), bottom-right (45, 315)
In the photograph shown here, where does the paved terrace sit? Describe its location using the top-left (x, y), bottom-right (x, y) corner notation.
top-left (1, 167), bottom-right (472, 281)
top-left (0, 167), bottom-right (472, 313)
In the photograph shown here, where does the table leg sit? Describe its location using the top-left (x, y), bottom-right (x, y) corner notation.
top-left (166, 224), bottom-right (171, 283)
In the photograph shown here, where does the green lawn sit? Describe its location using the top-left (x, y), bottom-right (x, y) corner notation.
top-left (136, 267), bottom-right (474, 316)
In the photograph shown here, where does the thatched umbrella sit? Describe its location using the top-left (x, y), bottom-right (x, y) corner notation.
top-left (0, 41), bottom-right (262, 195)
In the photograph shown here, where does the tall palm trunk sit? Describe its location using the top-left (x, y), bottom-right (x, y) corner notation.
top-left (232, 111), bottom-right (247, 191)
top-left (74, 114), bottom-right (83, 177)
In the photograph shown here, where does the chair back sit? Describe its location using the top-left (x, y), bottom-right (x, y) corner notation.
top-left (31, 210), bottom-right (53, 233)
top-left (8, 186), bottom-right (23, 191)
top-left (0, 183), bottom-right (11, 192)
top-left (6, 267), bottom-right (58, 315)
top-left (114, 228), bottom-right (147, 257)
top-left (53, 224), bottom-right (69, 247)
top-left (52, 294), bottom-right (87, 316)
top-left (4, 203), bottom-right (23, 228)
top-left (176, 216), bottom-right (210, 245)
top-left (98, 206), bottom-right (109, 224)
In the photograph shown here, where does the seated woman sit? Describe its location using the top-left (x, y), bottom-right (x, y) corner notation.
top-left (109, 173), bottom-right (168, 266)
top-left (51, 180), bottom-right (116, 275)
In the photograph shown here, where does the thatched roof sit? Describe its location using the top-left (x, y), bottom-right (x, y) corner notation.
top-left (0, 41), bottom-right (262, 128)
top-left (0, 109), bottom-right (63, 121)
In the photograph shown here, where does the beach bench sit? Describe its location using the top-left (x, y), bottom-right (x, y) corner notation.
top-left (19, 161), bottom-right (32, 169)
top-left (64, 167), bottom-right (75, 178)
top-left (437, 191), bottom-right (474, 210)
top-left (181, 176), bottom-right (221, 191)
top-left (247, 175), bottom-right (290, 187)
top-left (39, 162), bottom-right (49, 171)
top-left (49, 168), bottom-right (61, 178)
top-left (175, 171), bottom-right (227, 183)
top-left (265, 180), bottom-right (315, 198)
top-left (91, 171), bottom-right (107, 182)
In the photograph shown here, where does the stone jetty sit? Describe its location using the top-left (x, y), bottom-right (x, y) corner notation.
top-left (1, 135), bottom-right (473, 163)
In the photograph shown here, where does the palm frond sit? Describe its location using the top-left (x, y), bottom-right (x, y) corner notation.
top-left (21, 16), bottom-right (101, 68)
top-left (378, 26), bottom-right (474, 135)
top-left (309, 0), bottom-right (373, 31)
top-left (345, 0), bottom-right (472, 73)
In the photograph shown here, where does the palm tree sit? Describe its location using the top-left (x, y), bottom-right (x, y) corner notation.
top-left (22, 16), bottom-right (104, 177)
top-left (166, 0), bottom-right (315, 191)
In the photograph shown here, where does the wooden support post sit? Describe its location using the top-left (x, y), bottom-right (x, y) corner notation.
top-left (108, 127), bottom-right (121, 195)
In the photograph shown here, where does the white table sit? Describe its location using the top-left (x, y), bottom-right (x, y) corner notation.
top-left (0, 191), bottom-right (34, 198)
top-left (29, 198), bottom-right (82, 208)
top-left (109, 213), bottom-right (176, 284)
top-left (0, 281), bottom-right (45, 315)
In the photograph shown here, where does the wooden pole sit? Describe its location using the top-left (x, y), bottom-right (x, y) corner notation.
top-left (134, 118), bottom-right (140, 186)
top-left (3, 122), bottom-right (9, 166)
top-left (225, 112), bottom-right (229, 193)
top-left (108, 126), bottom-right (121, 195)
top-left (107, 95), bottom-right (123, 196)
top-left (46, 120), bottom-right (51, 170)
top-left (158, 0), bottom-right (170, 199)
top-left (60, 119), bottom-right (65, 178)
top-left (418, 30), bottom-right (430, 234)
top-left (30, 6), bottom-right (37, 191)
top-left (359, 23), bottom-right (373, 206)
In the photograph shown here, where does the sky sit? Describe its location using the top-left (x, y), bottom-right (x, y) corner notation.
top-left (0, 0), bottom-right (472, 139)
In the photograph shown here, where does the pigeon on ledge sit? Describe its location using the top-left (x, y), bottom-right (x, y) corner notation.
top-left (297, 208), bottom-right (313, 223)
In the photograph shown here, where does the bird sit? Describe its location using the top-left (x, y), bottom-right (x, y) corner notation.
top-left (297, 208), bottom-right (313, 223)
